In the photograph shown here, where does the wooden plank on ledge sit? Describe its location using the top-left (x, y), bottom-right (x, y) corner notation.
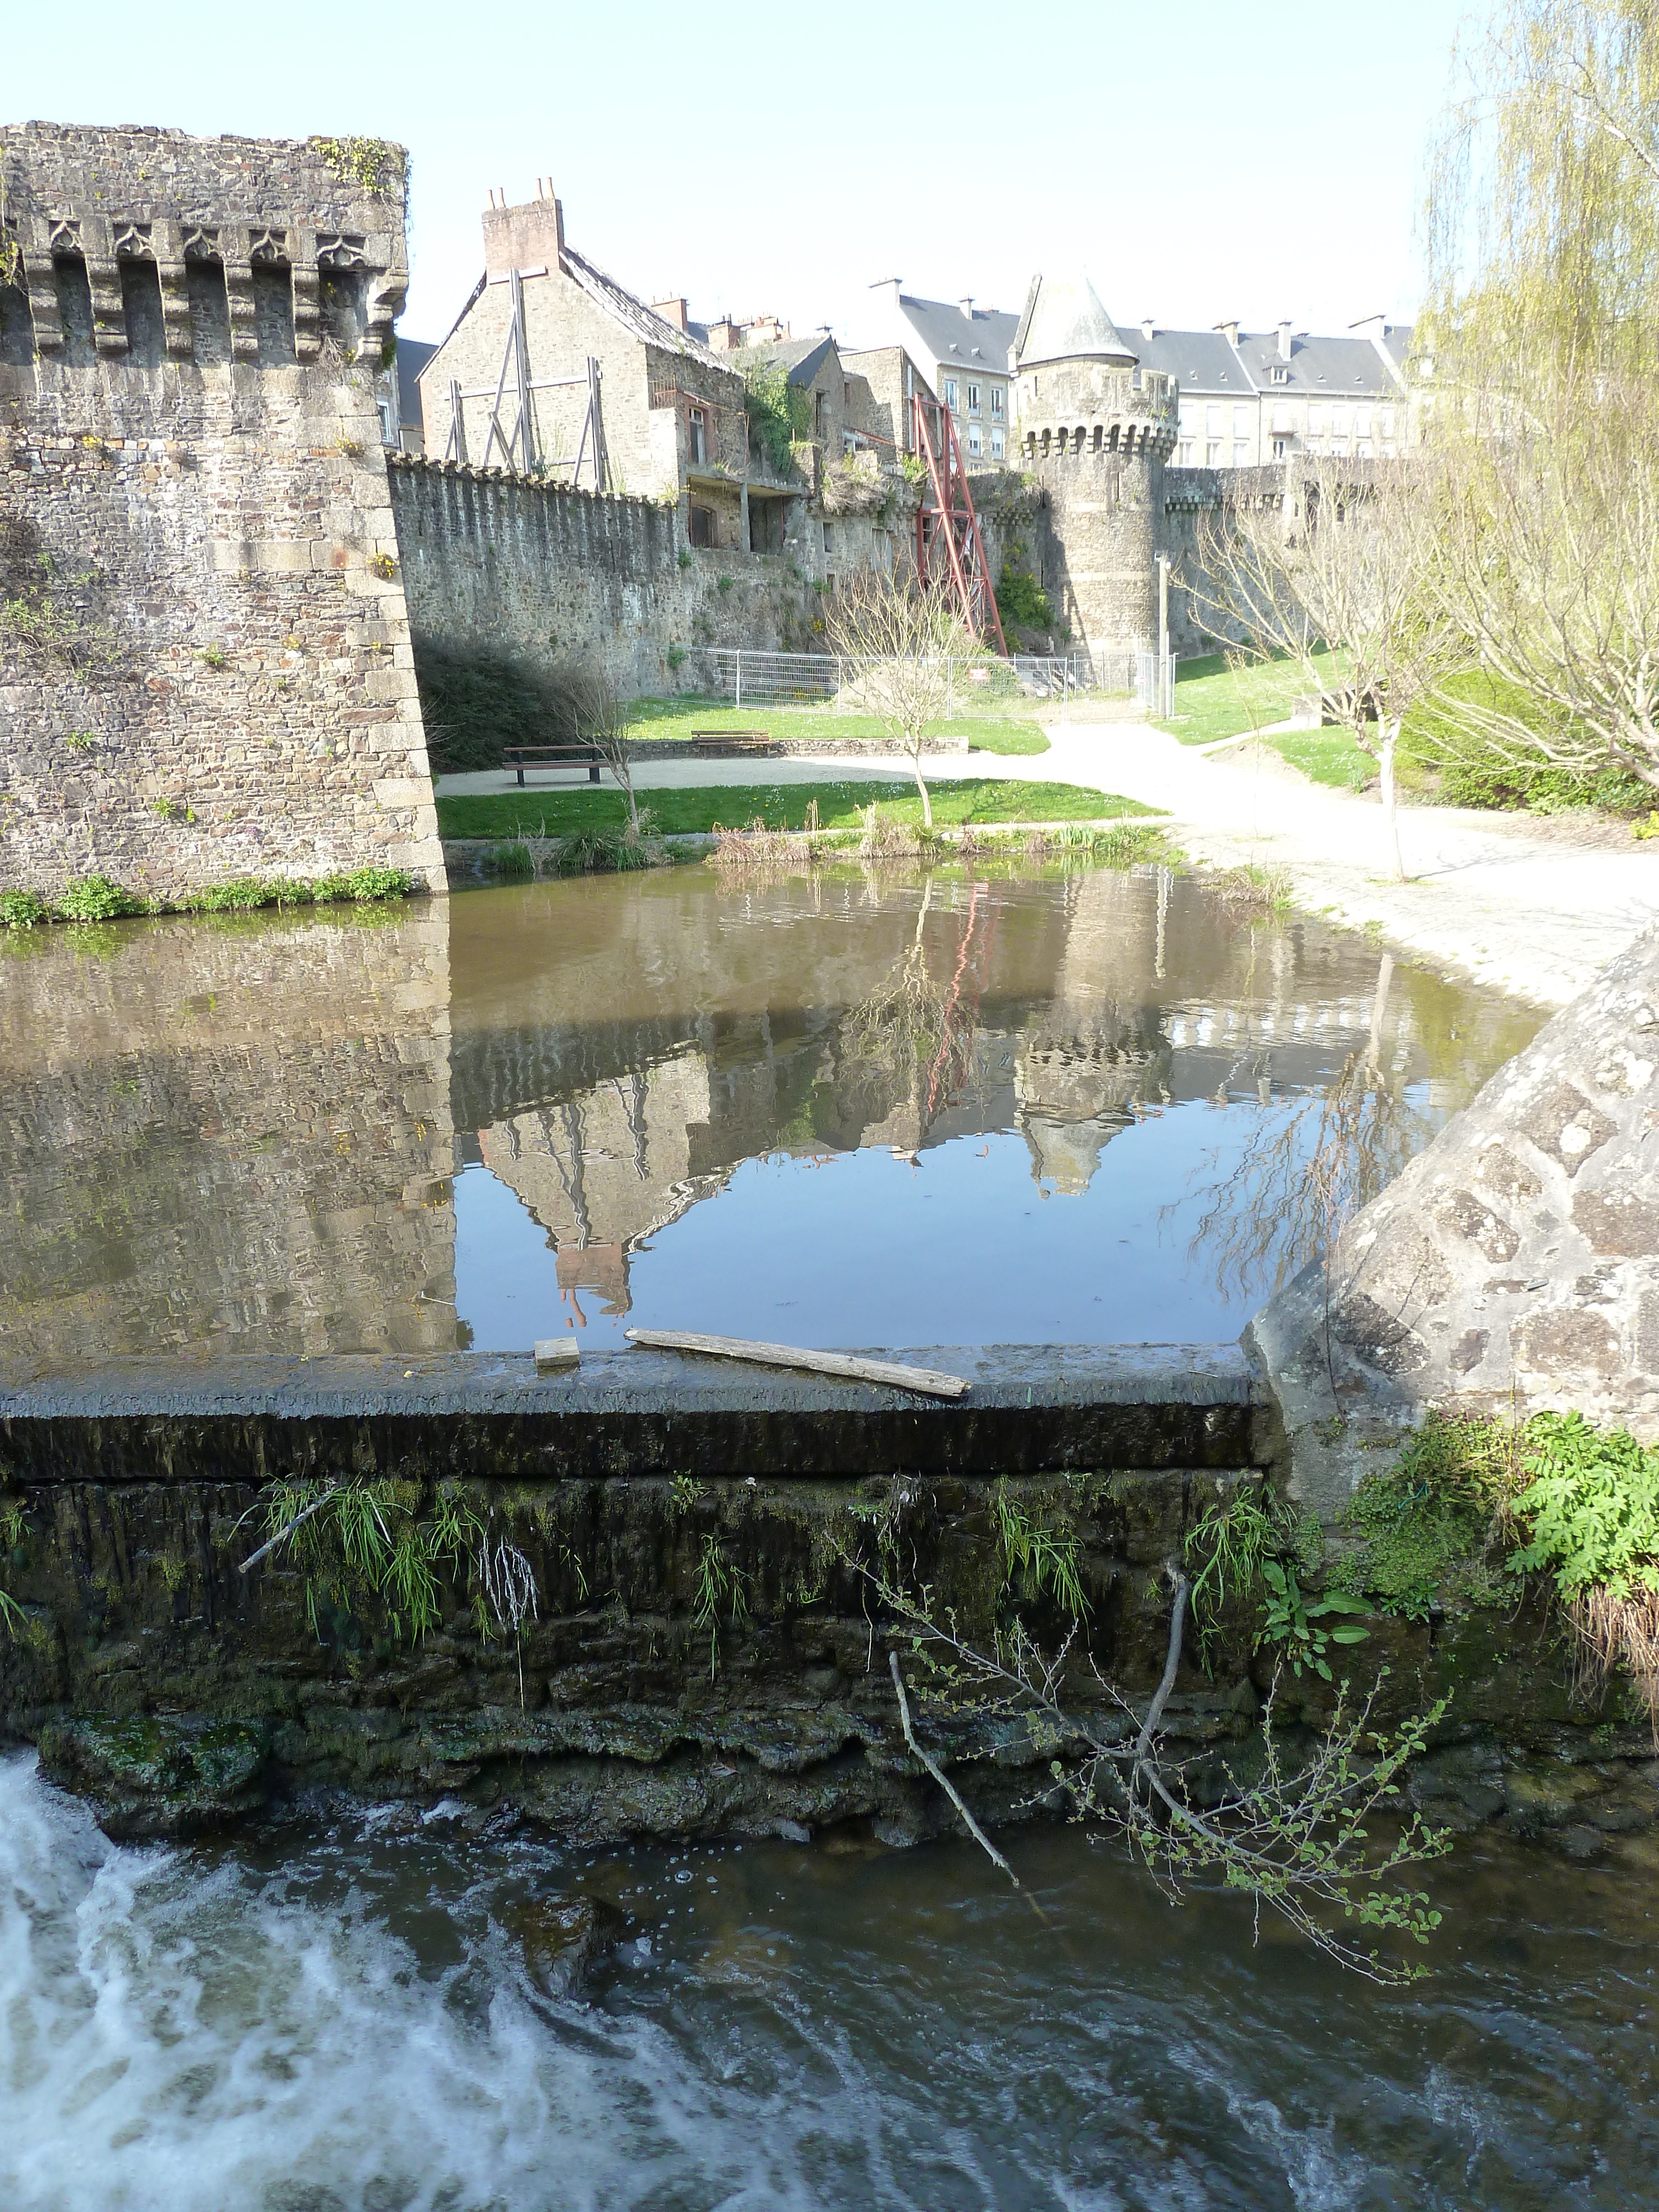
top-left (534, 1338), bottom-right (581, 1371)
top-left (623, 1328), bottom-right (968, 1400)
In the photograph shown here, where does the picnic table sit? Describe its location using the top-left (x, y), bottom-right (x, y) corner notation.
top-left (501, 744), bottom-right (603, 787)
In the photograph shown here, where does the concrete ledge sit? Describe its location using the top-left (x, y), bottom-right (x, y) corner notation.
top-left (0, 1343), bottom-right (1276, 1484)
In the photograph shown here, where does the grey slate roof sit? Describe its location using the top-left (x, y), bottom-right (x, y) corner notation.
top-left (394, 337), bottom-right (438, 430)
top-left (896, 293), bottom-right (1020, 375)
top-left (738, 333), bottom-right (838, 387)
top-left (1134, 327), bottom-right (1254, 395)
top-left (561, 244), bottom-right (731, 371)
top-left (1014, 274), bottom-right (1137, 369)
top-left (1232, 328), bottom-right (1404, 397)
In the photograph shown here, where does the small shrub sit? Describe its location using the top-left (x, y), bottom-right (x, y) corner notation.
top-left (311, 866), bottom-right (413, 904)
top-left (0, 890), bottom-right (49, 930)
top-left (61, 730), bottom-right (96, 755)
top-left (195, 644), bottom-right (228, 670)
top-left (483, 841), bottom-right (535, 879)
top-left (666, 644), bottom-right (687, 671)
top-left (716, 573), bottom-right (734, 594)
top-left (994, 568), bottom-right (1053, 631)
top-left (55, 874), bottom-right (143, 921)
top-left (677, 551), bottom-right (693, 570)
top-left (366, 552), bottom-right (398, 582)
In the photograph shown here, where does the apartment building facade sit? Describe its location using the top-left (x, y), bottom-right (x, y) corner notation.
top-left (863, 280), bottom-right (1017, 462)
top-left (1140, 315), bottom-right (1412, 467)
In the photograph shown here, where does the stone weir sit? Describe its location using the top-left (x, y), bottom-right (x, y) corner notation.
top-left (2, 1344), bottom-right (1653, 1858)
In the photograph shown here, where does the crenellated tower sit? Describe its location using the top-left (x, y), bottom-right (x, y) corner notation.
top-left (0, 122), bottom-right (442, 904)
top-left (1011, 273), bottom-right (1177, 665)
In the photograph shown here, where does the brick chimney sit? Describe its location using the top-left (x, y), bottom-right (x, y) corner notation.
top-left (706, 316), bottom-right (741, 352)
top-left (1213, 317), bottom-right (1240, 348)
top-left (652, 297), bottom-right (689, 332)
top-left (482, 186), bottom-right (564, 279)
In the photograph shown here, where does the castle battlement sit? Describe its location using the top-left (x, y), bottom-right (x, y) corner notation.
top-left (1, 122), bottom-right (408, 369)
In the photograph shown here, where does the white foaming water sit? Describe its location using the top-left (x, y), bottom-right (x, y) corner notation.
top-left (0, 1756), bottom-right (869, 2212)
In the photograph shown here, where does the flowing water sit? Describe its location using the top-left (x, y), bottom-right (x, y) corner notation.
top-left (7, 863), bottom-right (1619, 2209)
top-left (2, 1750), bottom-right (1655, 2211)
top-left (0, 863), bottom-right (1538, 1368)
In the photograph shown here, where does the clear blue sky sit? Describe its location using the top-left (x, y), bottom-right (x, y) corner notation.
top-left (7, 0), bottom-right (1475, 345)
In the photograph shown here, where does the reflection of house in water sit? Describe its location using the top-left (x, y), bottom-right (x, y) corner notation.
top-left (456, 864), bottom-right (1524, 1313)
top-left (477, 1051), bottom-right (722, 1317)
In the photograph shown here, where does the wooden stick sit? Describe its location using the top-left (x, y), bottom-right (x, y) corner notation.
top-left (623, 1328), bottom-right (968, 1400)
top-left (889, 1650), bottom-right (1021, 1890)
top-left (238, 1484), bottom-right (337, 1576)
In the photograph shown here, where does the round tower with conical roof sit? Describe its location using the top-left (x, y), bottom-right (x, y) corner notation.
top-left (1012, 273), bottom-right (1177, 665)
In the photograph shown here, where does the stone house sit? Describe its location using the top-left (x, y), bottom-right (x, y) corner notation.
top-left (732, 332), bottom-right (917, 574)
top-left (417, 190), bottom-right (801, 559)
top-left (863, 281), bottom-right (1017, 463)
top-left (1138, 316), bottom-right (1412, 467)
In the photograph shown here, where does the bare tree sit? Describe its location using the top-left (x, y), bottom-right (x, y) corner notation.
top-left (822, 570), bottom-right (975, 828)
top-left (560, 660), bottom-right (642, 831)
top-left (1195, 461), bottom-right (1460, 880)
top-left (1424, 380), bottom-right (1659, 795)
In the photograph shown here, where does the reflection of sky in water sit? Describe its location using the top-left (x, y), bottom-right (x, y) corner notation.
top-left (454, 1087), bottom-right (1431, 1351)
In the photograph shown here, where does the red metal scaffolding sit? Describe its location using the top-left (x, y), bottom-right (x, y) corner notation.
top-left (911, 393), bottom-right (1008, 654)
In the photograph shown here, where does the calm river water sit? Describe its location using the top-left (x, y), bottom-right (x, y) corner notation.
top-left (0, 862), bottom-right (1539, 1367)
top-left (2, 1749), bottom-right (1655, 2211)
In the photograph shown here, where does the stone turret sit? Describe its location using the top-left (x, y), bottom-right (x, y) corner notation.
top-left (0, 122), bottom-right (442, 903)
top-left (1012, 272), bottom-right (1177, 661)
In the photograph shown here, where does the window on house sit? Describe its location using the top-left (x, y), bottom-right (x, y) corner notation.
top-left (943, 377), bottom-right (958, 408)
top-left (1206, 441), bottom-right (1222, 465)
top-left (967, 383), bottom-right (980, 414)
top-left (815, 390), bottom-right (828, 440)
top-left (1233, 441), bottom-right (1249, 467)
top-left (1307, 404), bottom-right (1327, 434)
top-left (967, 425), bottom-right (982, 455)
top-left (1180, 441), bottom-right (1194, 465)
top-left (1206, 404), bottom-right (1222, 437)
top-left (1355, 406), bottom-right (1373, 437)
top-left (1272, 437), bottom-right (1287, 460)
top-left (1380, 406), bottom-right (1396, 437)
top-left (1332, 405), bottom-right (1351, 436)
top-left (1271, 406), bottom-right (1292, 435)
top-left (991, 387), bottom-right (1004, 416)
top-left (1358, 441), bottom-right (1374, 458)
top-left (1233, 404), bottom-right (1250, 437)
top-left (687, 504), bottom-right (713, 548)
top-left (688, 406), bottom-right (707, 465)
top-left (990, 427), bottom-right (1004, 458)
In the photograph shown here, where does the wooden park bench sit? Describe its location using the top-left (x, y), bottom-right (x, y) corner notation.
top-left (501, 744), bottom-right (603, 787)
top-left (690, 728), bottom-right (775, 759)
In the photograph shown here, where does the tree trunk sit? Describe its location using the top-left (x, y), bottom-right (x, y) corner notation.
top-left (1379, 716), bottom-right (1406, 882)
top-left (912, 751), bottom-right (933, 830)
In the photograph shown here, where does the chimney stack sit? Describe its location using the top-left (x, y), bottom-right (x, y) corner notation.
top-left (1277, 320), bottom-right (1293, 361)
top-left (482, 189), bottom-right (564, 279)
top-left (1141, 316), bottom-right (1156, 341)
top-left (1214, 317), bottom-right (1240, 348)
top-left (652, 297), bottom-right (689, 332)
top-left (959, 296), bottom-right (974, 317)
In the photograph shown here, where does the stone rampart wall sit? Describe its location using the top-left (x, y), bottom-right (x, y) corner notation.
top-left (0, 122), bottom-right (444, 901)
top-left (388, 456), bottom-right (822, 697)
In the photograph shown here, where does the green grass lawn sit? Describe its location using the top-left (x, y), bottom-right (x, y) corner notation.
top-left (623, 697), bottom-right (1048, 755)
top-left (437, 779), bottom-right (1152, 841)
top-left (1155, 648), bottom-right (1346, 746)
top-left (1269, 728), bottom-right (1376, 792)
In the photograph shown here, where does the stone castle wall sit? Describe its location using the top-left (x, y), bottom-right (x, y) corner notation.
top-left (388, 456), bottom-right (823, 698)
top-left (0, 122), bottom-right (444, 902)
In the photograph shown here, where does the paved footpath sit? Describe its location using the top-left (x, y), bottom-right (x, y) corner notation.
top-left (440, 716), bottom-right (1659, 1005)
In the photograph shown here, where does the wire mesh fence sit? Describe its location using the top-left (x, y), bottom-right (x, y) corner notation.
top-left (679, 647), bottom-right (1094, 717)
